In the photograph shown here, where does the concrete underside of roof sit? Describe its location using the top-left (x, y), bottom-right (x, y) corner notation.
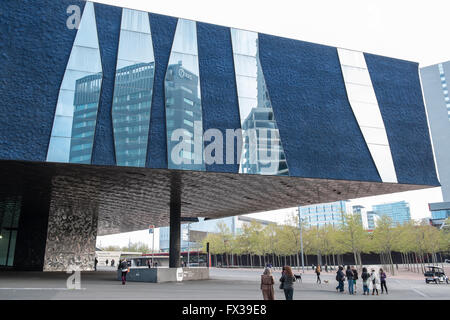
top-left (0, 159), bottom-right (432, 236)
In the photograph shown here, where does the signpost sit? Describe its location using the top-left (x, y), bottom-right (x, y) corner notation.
top-left (149, 225), bottom-right (155, 267)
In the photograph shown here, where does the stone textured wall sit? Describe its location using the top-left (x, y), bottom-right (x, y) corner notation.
top-left (43, 175), bottom-right (99, 271)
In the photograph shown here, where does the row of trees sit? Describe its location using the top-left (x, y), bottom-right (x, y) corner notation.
top-left (101, 242), bottom-right (151, 253)
top-left (202, 214), bottom-right (450, 275)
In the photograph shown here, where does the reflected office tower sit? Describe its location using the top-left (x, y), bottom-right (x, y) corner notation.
top-left (165, 62), bottom-right (204, 171)
top-left (231, 28), bottom-right (288, 176)
top-left (69, 72), bottom-right (102, 164)
top-left (165, 18), bottom-right (205, 171)
top-left (112, 62), bottom-right (154, 167)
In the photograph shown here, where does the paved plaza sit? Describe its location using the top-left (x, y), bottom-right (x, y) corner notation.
top-left (0, 267), bottom-right (449, 300)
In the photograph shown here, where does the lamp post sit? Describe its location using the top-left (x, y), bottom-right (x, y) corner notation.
top-left (297, 208), bottom-right (305, 273)
top-left (187, 223), bottom-right (191, 267)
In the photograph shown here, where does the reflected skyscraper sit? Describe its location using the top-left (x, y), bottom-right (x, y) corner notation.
top-left (231, 28), bottom-right (288, 176)
top-left (165, 19), bottom-right (205, 171)
top-left (112, 62), bottom-right (154, 167)
top-left (69, 72), bottom-right (102, 164)
top-left (165, 62), bottom-right (204, 171)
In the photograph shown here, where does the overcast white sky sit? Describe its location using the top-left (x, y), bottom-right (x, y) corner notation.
top-left (94, 0), bottom-right (447, 246)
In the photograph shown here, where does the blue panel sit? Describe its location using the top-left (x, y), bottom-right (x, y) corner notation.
top-left (147, 14), bottom-right (178, 169)
top-left (258, 34), bottom-right (381, 181)
top-left (0, 0), bottom-right (85, 162)
top-left (365, 54), bottom-right (440, 186)
top-left (91, 2), bottom-right (121, 166)
top-left (197, 22), bottom-right (241, 173)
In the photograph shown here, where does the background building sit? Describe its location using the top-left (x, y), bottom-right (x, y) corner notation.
top-left (372, 201), bottom-right (411, 226)
top-left (352, 205), bottom-right (369, 229)
top-left (299, 200), bottom-right (351, 228)
top-left (158, 216), bottom-right (273, 252)
top-left (428, 202), bottom-right (450, 228)
top-left (420, 61), bottom-right (450, 202)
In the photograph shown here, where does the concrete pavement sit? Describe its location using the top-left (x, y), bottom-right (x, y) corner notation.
top-left (0, 268), bottom-right (448, 300)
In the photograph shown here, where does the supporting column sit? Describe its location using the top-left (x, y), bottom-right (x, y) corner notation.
top-left (169, 173), bottom-right (181, 268)
top-left (43, 175), bottom-right (100, 271)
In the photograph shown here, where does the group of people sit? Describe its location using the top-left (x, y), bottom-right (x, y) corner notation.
top-left (93, 258), bottom-right (115, 271)
top-left (261, 266), bottom-right (297, 300)
top-left (335, 265), bottom-right (388, 295)
top-left (260, 264), bottom-right (389, 300)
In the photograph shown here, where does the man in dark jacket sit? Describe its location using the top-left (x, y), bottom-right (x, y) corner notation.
top-left (346, 266), bottom-right (354, 294)
top-left (335, 266), bottom-right (345, 292)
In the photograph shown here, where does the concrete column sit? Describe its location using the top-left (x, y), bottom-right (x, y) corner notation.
top-left (169, 173), bottom-right (181, 268)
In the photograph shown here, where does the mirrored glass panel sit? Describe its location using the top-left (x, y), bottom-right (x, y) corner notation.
top-left (47, 1), bottom-right (102, 164)
top-left (231, 28), bottom-right (288, 176)
top-left (112, 8), bottom-right (154, 167)
top-left (337, 48), bottom-right (397, 183)
top-left (165, 19), bottom-right (205, 171)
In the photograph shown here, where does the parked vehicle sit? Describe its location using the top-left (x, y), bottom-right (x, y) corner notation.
top-left (424, 266), bottom-right (449, 284)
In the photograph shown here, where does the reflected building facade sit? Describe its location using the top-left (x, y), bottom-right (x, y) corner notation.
top-left (165, 18), bottom-right (205, 171)
top-left (231, 28), bottom-right (288, 176)
top-left (165, 62), bottom-right (203, 171)
top-left (112, 62), bottom-right (154, 167)
top-left (69, 72), bottom-right (102, 164)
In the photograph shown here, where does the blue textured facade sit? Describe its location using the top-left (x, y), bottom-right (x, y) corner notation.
top-left (91, 3), bottom-right (121, 166)
top-left (365, 54), bottom-right (439, 186)
top-left (259, 34), bottom-right (381, 182)
top-left (0, 0), bottom-right (439, 186)
top-left (0, 0), bottom-right (85, 162)
top-left (198, 22), bottom-right (241, 173)
top-left (146, 13), bottom-right (178, 169)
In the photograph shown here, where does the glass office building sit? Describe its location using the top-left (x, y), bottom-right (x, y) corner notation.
top-left (428, 202), bottom-right (450, 228)
top-left (421, 61), bottom-right (450, 202)
top-left (372, 201), bottom-right (411, 226)
top-left (299, 200), bottom-right (350, 228)
top-left (158, 216), bottom-right (272, 252)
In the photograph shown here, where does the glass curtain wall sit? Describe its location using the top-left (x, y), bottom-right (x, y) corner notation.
top-left (230, 28), bottom-right (288, 176)
top-left (112, 8), bottom-right (155, 167)
top-left (165, 19), bottom-right (205, 171)
top-left (46, 1), bottom-right (102, 164)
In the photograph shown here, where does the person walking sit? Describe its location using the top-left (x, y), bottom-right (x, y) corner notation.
top-left (260, 268), bottom-right (275, 300)
top-left (352, 266), bottom-right (359, 294)
top-left (361, 267), bottom-right (370, 295)
top-left (325, 264), bottom-right (328, 273)
top-left (346, 265), bottom-right (354, 295)
top-left (369, 269), bottom-right (380, 295)
top-left (105, 259), bottom-right (109, 266)
top-left (335, 265), bottom-right (345, 293)
top-left (111, 259), bottom-right (115, 267)
top-left (94, 257), bottom-right (98, 271)
top-left (379, 268), bottom-right (388, 294)
top-left (119, 259), bottom-right (128, 285)
top-left (279, 266), bottom-right (295, 300)
top-left (315, 264), bottom-right (322, 284)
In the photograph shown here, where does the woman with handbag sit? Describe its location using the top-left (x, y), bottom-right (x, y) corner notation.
top-left (260, 268), bottom-right (275, 300)
top-left (279, 266), bottom-right (295, 300)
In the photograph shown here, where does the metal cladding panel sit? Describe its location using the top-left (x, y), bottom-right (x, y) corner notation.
top-left (197, 22), bottom-right (241, 173)
top-left (146, 13), bottom-right (178, 169)
top-left (364, 53), bottom-right (440, 186)
top-left (258, 34), bottom-right (381, 182)
top-left (0, 0), bottom-right (86, 162)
